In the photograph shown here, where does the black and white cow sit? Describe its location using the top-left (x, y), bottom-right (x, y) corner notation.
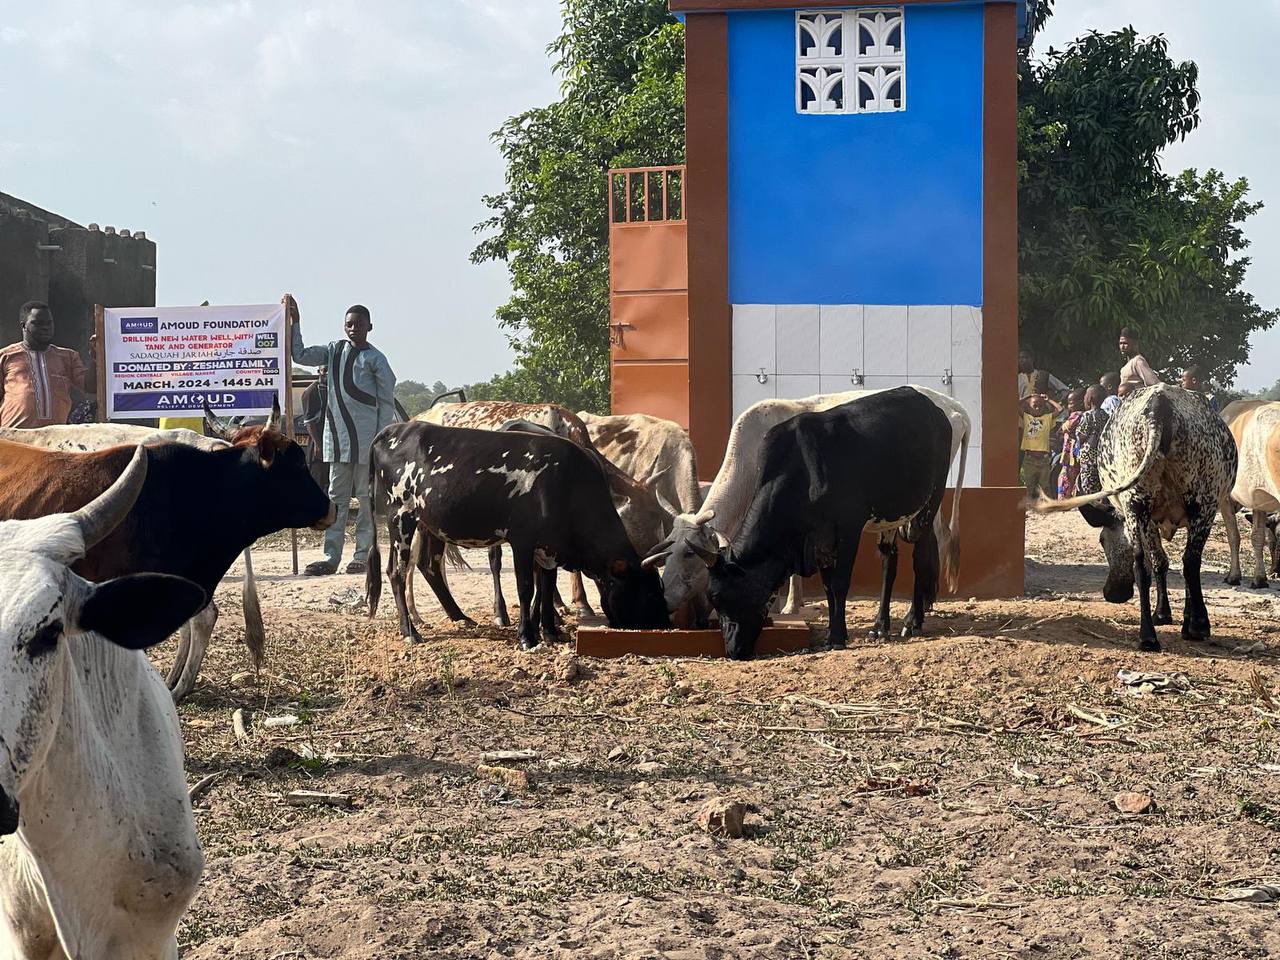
top-left (693, 387), bottom-right (956, 659)
top-left (1036, 384), bottom-right (1237, 650)
top-left (366, 421), bottom-right (670, 649)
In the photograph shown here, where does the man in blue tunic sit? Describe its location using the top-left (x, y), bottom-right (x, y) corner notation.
top-left (286, 294), bottom-right (397, 575)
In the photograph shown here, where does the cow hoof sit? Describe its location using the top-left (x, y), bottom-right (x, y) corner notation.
top-left (1153, 611), bottom-right (1173, 626)
top-left (1181, 624), bottom-right (1210, 643)
top-left (828, 635), bottom-right (847, 650)
top-left (1225, 574), bottom-right (1242, 586)
top-left (495, 614), bottom-right (511, 627)
top-left (1138, 636), bottom-right (1161, 652)
top-left (867, 627), bottom-right (885, 641)
top-left (402, 633), bottom-right (422, 644)
top-left (574, 606), bottom-right (594, 619)
top-left (459, 617), bottom-right (478, 628)
top-left (519, 637), bottom-right (540, 651)
top-left (900, 623), bottom-right (921, 639)
top-left (1253, 577), bottom-right (1270, 590)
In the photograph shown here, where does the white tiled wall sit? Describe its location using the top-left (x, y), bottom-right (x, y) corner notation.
top-left (731, 303), bottom-right (985, 487)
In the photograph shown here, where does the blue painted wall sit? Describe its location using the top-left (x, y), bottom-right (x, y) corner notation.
top-left (727, 4), bottom-right (985, 305)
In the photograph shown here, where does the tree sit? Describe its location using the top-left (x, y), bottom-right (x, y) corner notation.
top-left (1018, 3), bottom-right (1276, 385)
top-left (474, 0), bottom-right (1275, 402)
top-left (472, 0), bottom-right (685, 413)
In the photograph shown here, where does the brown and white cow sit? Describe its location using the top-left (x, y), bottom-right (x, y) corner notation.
top-left (1, 422), bottom-right (265, 702)
top-left (577, 412), bottom-right (703, 515)
top-left (1221, 399), bottom-right (1280, 587)
top-left (0, 403), bottom-right (334, 698)
top-left (408, 401), bottom-right (673, 624)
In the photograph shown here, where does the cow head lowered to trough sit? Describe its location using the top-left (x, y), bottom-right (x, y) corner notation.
top-left (0, 448), bottom-right (206, 836)
top-left (1077, 499), bottom-right (1137, 603)
top-left (644, 509), bottom-right (725, 614)
top-left (666, 536), bottom-right (783, 661)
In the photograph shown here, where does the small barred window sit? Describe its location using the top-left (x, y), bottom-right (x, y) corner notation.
top-left (797, 8), bottom-right (904, 115)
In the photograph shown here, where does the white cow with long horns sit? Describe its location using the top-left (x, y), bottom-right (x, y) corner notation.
top-left (0, 446), bottom-right (208, 959)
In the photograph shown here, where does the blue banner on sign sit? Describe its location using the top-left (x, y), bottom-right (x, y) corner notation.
top-left (119, 317), bottom-right (159, 334)
top-left (111, 358), bottom-right (281, 374)
top-left (112, 390), bottom-right (278, 412)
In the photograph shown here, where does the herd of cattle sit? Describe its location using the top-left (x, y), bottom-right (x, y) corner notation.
top-left (0, 380), bottom-right (1273, 955)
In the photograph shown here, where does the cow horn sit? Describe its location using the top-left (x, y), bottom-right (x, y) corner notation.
top-left (646, 463), bottom-right (671, 486)
top-left (714, 530), bottom-right (731, 550)
top-left (265, 394), bottom-right (282, 433)
top-left (692, 508), bottom-right (715, 527)
top-left (72, 446), bottom-right (148, 551)
top-left (655, 487), bottom-right (680, 519)
top-left (203, 401), bottom-right (234, 441)
top-left (689, 539), bottom-right (722, 568)
top-left (641, 550), bottom-right (672, 570)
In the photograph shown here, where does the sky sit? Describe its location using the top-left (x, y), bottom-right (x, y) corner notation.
top-left (2, 1), bottom-right (1277, 389)
top-left (0, 0), bottom-right (564, 386)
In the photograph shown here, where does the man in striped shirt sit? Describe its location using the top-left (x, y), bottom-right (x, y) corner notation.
top-left (288, 294), bottom-right (397, 576)
top-left (0, 301), bottom-right (86, 428)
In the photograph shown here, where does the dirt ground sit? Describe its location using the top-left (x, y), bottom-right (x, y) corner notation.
top-left (166, 513), bottom-right (1280, 959)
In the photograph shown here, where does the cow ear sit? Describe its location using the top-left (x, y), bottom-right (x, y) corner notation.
top-left (689, 539), bottom-right (723, 569)
top-left (74, 575), bottom-right (207, 650)
top-left (254, 430), bottom-right (284, 469)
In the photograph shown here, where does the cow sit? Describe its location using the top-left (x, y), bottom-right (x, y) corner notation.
top-left (366, 421), bottom-right (670, 649)
top-left (1035, 385), bottom-right (1237, 650)
top-left (693, 387), bottom-right (959, 659)
top-left (1241, 510), bottom-right (1280, 580)
top-left (0, 447), bottom-right (210, 959)
top-left (1221, 399), bottom-right (1280, 587)
top-left (0, 400), bottom-right (335, 699)
top-left (1, 421), bottom-right (266, 701)
top-left (650, 387), bottom-right (970, 621)
top-left (577, 412), bottom-right (703, 515)
top-left (410, 401), bottom-right (673, 622)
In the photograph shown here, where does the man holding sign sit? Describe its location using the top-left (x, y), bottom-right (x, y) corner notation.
top-left (287, 294), bottom-right (397, 576)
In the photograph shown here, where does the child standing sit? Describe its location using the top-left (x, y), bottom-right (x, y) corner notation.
top-left (1181, 363), bottom-right (1219, 412)
top-left (1057, 388), bottom-right (1087, 499)
top-left (1021, 391), bottom-right (1063, 503)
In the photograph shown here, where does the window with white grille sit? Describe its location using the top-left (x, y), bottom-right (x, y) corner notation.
top-left (796, 8), bottom-right (905, 115)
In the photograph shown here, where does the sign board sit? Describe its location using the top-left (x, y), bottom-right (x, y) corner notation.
top-left (100, 304), bottom-right (287, 420)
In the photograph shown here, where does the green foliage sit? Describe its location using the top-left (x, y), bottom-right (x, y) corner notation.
top-left (394, 379), bottom-right (449, 418)
top-left (1018, 19), bottom-right (1276, 385)
top-left (472, 0), bottom-right (685, 413)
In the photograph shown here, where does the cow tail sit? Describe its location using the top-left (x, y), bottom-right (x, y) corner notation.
top-left (941, 419), bottom-right (969, 594)
top-left (443, 542), bottom-right (470, 570)
top-left (366, 455), bottom-right (383, 619)
top-left (1032, 409), bottom-right (1163, 514)
top-left (240, 549), bottom-right (267, 671)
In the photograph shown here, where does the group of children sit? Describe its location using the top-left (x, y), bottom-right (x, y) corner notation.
top-left (1019, 363), bottom-right (1217, 503)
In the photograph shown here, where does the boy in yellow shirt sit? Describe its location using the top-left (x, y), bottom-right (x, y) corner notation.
top-left (1020, 392), bottom-right (1063, 502)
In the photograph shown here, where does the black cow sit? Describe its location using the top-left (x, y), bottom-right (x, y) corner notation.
top-left (366, 421), bottom-right (670, 648)
top-left (696, 387), bottom-right (955, 659)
